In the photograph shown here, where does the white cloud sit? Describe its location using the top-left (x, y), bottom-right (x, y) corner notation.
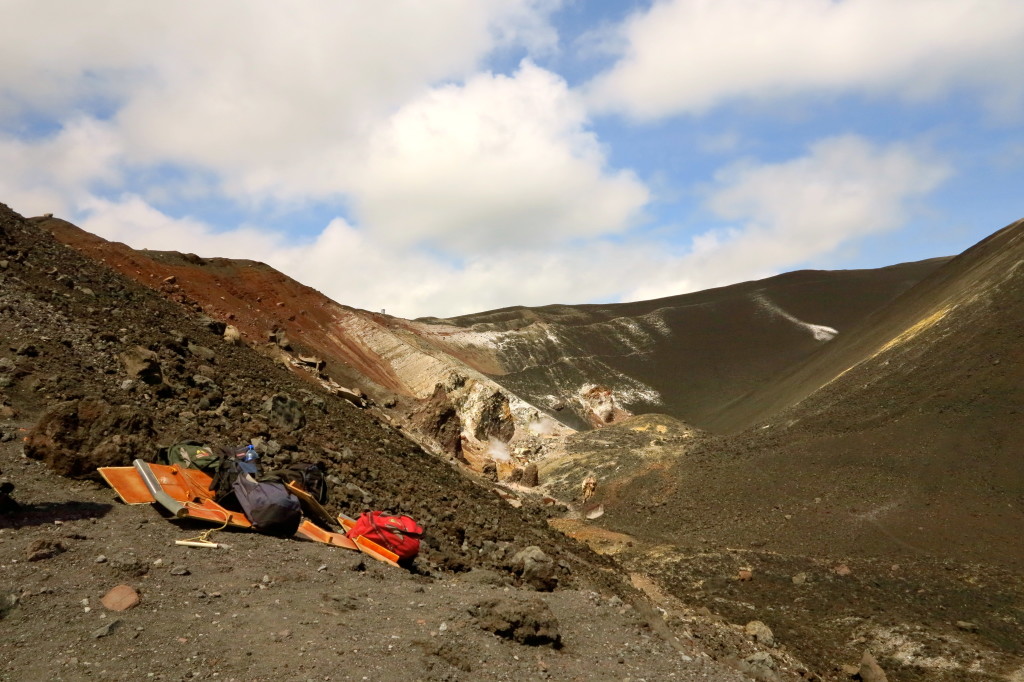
top-left (587, 0), bottom-right (1024, 119)
top-left (0, 1), bottom-right (562, 200)
top-left (349, 61), bottom-right (649, 253)
top-left (1, 2), bottom-right (647, 256)
top-left (72, 135), bottom-right (946, 318)
top-left (0, 2), bottom-right (960, 320)
top-left (0, 118), bottom-right (123, 216)
top-left (626, 135), bottom-right (952, 300)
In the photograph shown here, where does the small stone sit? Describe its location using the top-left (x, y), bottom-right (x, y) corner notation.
top-left (26, 539), bottom-right (66, 562)
top-left (737, 568), bottom-right (754, 581)
top-left (92, 619), bottom-right (121, 639)
top-left (101, 585), bottom-right (140, 612)
top-left (95, 555), bottom-right (107, 564)
top-left (521, 463), bottom-right (539, 488)
top-left (744, 620), bottom-right (775, 647)
top-left (956, 621), bottom-right (979, 633)
top-left (834, 564), bottom-right (852, 576)
top-left (792, 572), bottom-right (807, 585)
top-left (859, 650), bottom-right (888, 682)
top-left (511, 546), bottom-right (557, 591)
top-left (169, 566), bottom-right (190, 576)
top-left (469, 596), bottom-right (561, 647)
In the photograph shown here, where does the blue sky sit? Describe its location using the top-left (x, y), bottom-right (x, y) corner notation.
top-left (2, 1), bottom-right (1022, 317)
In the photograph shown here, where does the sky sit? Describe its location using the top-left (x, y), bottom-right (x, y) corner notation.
top-left (2, 1), bottom-right (1023, 319)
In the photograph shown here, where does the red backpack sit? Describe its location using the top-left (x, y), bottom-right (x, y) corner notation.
top-left (346, 511), bottom-right (423, 562)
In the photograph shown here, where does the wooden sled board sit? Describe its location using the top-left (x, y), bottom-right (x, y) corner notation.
top-left (99, 466), bottom-right (157, 505)
top-left (99, 463), bottom-right (251, 529)
top-left (100, 464), bottom-right (216, 503)
top-left (284, 481), bottom-right (338, 531)
top-left (295, 518), bottom-right (358, 550)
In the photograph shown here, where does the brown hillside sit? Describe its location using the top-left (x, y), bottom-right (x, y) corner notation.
top-left (606, 217), bottom-right (1024, 567)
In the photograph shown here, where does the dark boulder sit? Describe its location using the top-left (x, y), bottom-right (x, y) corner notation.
top-left (24, 397), bottom-right (156, 478)
top-left (263, 394), bottom-right (306, 433)
top-left (469, 595), bottom-right (562, 647)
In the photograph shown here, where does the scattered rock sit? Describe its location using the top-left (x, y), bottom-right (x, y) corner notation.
top-left (15, 343), bottom-right (39, 357)
top-left (0, 480), bottom-right (19, 514)
top-left (859, 650), bottom-right (888, 682)
top-left (198, 316), bottom-right (226, 335)
top-left (107, 551), bottom-right (148, 577)
top-left (187, 342), bottom-right (216, 363)
top-left (0, 593), bottom-right (18, 620)
top-left (745, 620), bottom-right (775, 647)
top-left (101, 585), bottom-right (140, 611)
top-left (511, 546), bottom-right (557, 591)
top-left (169, 565), bottom-right (191, 576)
top-left (119, 346), bottom-right (163, 385)
top-left (223, 325), bottom-right (242, 345)
top-left (521, 463), bottom-right (539, 488)
top-left (91, 619), bottom-right (121, 639)
top-left (792, 572), bottom-right (808, 585)
top-left (263, 394), bottom-right (306, 433)
top-left (481, 460), bottom-right (498, 482)
top-left (956, 620), bottom-right (979, 633)
top-left (269, 329), bottom-right (292, 350)
top-left (469, 596), bottom-right (562, 647)
top-left (834, 564), bottom-right (852, 576)
top-left (737, 567), bottom-right (754, 581)
top-left (26, 538), bottom-right (66, 562)
top-left (23, 397), bottom-right (156, 478)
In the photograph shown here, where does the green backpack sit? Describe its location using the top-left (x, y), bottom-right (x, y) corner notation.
top-left (165, 442), bottom-right (222, 473)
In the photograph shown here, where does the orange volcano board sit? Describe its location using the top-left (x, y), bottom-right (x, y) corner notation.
top-left (98, 463), bottom-right (251, 528)
top-left (295, 519), bottom-right (358, 549)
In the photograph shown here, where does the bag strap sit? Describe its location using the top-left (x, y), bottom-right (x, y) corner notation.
top-left (370, 512), bottom-right (423, 541)
top-left (368, 512), bottom-right (399, 553)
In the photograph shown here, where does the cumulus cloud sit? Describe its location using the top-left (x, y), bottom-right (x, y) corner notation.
top-left (587, 0), bottom-right (1024, 119)
top-left (349, 61), bottom-right (649, 252)
top-left (0, 2), bottom-right (958, 320)
top-left (0, 0), bottom-right (562, 200)
top-left (626, 135), bottom-right (952, 300)
top-left (0, 118), bottom-right (123, 216)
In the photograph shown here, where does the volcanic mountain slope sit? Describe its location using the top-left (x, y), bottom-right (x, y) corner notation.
top-left (0, 202), bottom-right (800, 681)
top-left (561, 218), bottom-right (1024, 680)
top-left (40, 217), bottom-right (578, 470)
top-left (419, 259), bottom-right (948, 431)
top-left (42, 216), bottom-right (947, 442)
top-left (620, 215), bottom-right (1024, 566)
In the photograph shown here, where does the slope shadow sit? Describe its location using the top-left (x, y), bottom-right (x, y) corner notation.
top-left (0, 500), bottom-right (113, 529)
